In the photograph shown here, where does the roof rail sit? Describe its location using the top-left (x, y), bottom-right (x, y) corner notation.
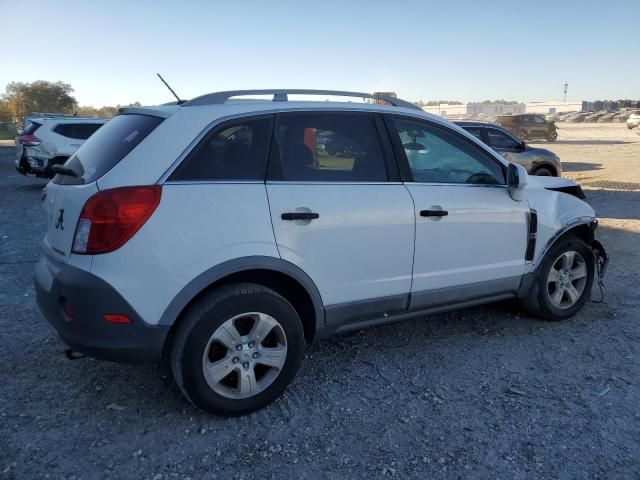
top-left (182, 89), bottom-right (422, 111)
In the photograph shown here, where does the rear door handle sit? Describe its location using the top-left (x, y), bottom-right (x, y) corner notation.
top-left (420, 209), bottom-right (448, 217)
top-left (281, 212), bottom-right (320, 221)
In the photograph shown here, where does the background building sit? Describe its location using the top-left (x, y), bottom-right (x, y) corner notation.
top-left (525, 101), bottom-right (582, 113)
top-left (467, 102), bottom-right (524, 115)
top-left (421, 103), bottom-right (467, 116)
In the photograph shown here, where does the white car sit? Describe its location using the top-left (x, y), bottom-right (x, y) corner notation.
top-left (34, 90), bottom-right (608, 416)
top-left (15, 116), bottom-right (107, 177)
top-left (626, 111), bottom-right (640, 129)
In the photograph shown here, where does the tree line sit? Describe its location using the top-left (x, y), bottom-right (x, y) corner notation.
top-left (0, 80), bottom-right (140, 124)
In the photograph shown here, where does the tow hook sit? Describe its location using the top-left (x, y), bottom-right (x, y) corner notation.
top-left (64, 349), bottom-right (86, 360)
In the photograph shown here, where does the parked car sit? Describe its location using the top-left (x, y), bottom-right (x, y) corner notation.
top-left (626, 111), bottom-right (640, 129)
top-left (565, 112), bottom-right (590, 123)
top-left (455, 121), bottom-right (562, 176)
top-left (615, 113), bottom-right (629, 122)
top-left (496, 114), bottom-right (558, 142)
top-left (597, 112), bottom-right (616, 123)
top-left (35, 89), bottom-right (607, 416)
top-left (584, 112), bottom-right (607, 123)
top-left (15, 116), bottom-right (107, 177)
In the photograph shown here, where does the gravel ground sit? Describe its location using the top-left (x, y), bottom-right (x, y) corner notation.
top-left (1, 123), bottom-right (639, 479)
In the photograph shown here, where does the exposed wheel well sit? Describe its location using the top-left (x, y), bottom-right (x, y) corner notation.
top-left (562, 223), bottom-right (595, 244)
top-left (533, 164), bottom-right (557, 176)
top-left (541, 223), bottom-right (595, 264)
top-left (165, 269), bottom-right (318, 355)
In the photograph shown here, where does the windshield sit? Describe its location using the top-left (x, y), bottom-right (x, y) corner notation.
top-left (54, 114), bottom-right (163, 184)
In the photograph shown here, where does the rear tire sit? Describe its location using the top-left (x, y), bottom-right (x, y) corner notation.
top-left (519, 130), bottom-right (529, 141)
top-left (521, 235), bottom-right (594, 321)
top-left (171, 283), bottom-right (305, 416)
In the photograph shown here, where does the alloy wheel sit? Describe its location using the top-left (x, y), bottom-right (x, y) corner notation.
top-left (546, 250), bottom-right (588, 309)
top-left (201, 312), bottom-right (288, 399)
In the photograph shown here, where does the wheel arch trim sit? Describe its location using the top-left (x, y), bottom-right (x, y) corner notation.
top-left (536, 217), bottom-right (597, 266)
top-left (158, 256), bottom-right (325, 330)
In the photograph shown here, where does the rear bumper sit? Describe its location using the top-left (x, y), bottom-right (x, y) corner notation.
top-left (34, 253), bottom-right (169, 363)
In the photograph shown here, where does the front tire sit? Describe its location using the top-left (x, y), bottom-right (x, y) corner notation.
top-left (547, 131), bottom-right (558, 142)
top-left (171, 283), bottom-right (305, 416)
top-left (522, 235), bottom-right (595, 320)
top-left (533, 166), bottom-right (554, 177)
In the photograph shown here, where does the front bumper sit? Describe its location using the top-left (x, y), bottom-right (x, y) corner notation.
top-left (34, 253), bottom-right (169, 363)
top-left (592, 239), bottom-right (609, 283)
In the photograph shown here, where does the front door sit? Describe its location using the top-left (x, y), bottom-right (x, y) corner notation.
top-left (266, 111), bottom-right (415, 325)
top-left (388, 116), bottom-right (529, 310)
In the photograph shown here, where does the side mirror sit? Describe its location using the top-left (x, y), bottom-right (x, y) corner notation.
top-left (507, 163), bottom-right (528, 201)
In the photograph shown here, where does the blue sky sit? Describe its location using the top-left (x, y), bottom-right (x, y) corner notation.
top-left (1, 0), bottom-right (638, 106)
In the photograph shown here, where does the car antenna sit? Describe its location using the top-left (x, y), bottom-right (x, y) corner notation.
top-left (156, 73), bottom-right (185, 105)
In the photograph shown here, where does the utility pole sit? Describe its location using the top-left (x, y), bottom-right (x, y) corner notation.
top-left (563, 82), bottom-right (568, 102)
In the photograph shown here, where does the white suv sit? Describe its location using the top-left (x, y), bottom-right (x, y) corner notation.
top-left (627, 111), bottom-right (640, 129)
top-left (15, 116), bottom-right (107, 177)
top-left (34, 90), bottom-right (608, 416)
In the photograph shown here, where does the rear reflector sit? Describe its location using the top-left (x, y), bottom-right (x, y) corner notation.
top-left (72, 186), bottom-right (161, 254)
top-left (102, 314), bottom-right (132, 324)
top-left (63, 299), bottom-right (73, 319)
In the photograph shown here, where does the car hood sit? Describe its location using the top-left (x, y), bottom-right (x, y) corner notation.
top-left (526, 175), bottom-right (577, 190)
top-left (525, 146), bottom-right (557, 158)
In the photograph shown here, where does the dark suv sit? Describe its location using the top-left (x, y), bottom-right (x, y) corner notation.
top-left (496, 114), bottom-right (558, 142)
top-left (455, 121), bottom-right (562, 177)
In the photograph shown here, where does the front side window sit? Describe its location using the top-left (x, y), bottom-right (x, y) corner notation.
top-left (171, 117), bottom-right (272, 181)
top-left (533, 116), bottom-right (545, 124)
top-left (392, 118), bottom-right (505, 185)
top-left (486, 128), bottom-right (521, 149)
top-left (271, 113), bottom-right (387, 182)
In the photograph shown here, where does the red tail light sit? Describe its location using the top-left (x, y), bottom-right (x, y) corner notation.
top-left (102, 314), bottom-right (132, 324)
top-left (18, 134), bottom-right (42, 146)
top-left (72, 186), bottom-right (161, 255)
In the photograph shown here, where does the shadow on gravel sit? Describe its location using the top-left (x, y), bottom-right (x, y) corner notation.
top-left (550, 140), bottom-right (635, 145)
top-left (562, 161), bottom-right (603, 172)
top-left (585, 189), bottom-right (640, 220)
top-left (16, 182), bottom-right (47, 190)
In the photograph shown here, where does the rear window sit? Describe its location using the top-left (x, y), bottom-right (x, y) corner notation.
top-left (53, 122), bottom-right (104, 140)
top-left (56, 114), bottom-right (163, 184)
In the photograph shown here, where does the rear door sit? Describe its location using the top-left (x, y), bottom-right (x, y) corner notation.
top-left (43, 114), bottom-right (163, 264)
top-left (387, 116), bottom-right (528, 309)
top-left (532, 115), bottom-right (548, 138)
top-left (266, 111), bottom-right (415, 325)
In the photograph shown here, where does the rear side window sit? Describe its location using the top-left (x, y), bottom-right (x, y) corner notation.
top-left (271, 113), bottom-right (388, 182)
top-left (22, 121), bottom-right (41, 135)
top-left (463, 127), bottom-right (483, 141)
top-left (170, 117), bottom-right (272, 181)
top-left (58, 114), bottom-right (162, 184)
top-left (54, 123), bottom-right (103, 140)
top-left (486, 128), bottom-right (521, 149)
